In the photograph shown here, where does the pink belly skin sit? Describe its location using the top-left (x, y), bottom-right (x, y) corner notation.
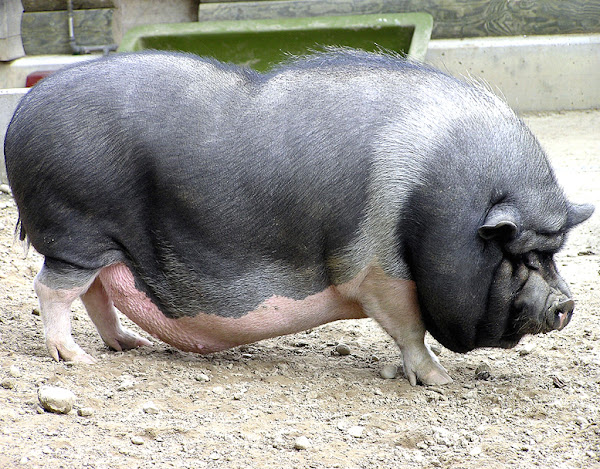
top-left (99, 263), bottom-right (367, 353)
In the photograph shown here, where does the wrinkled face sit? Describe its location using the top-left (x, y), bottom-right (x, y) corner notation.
top-left (480, 243), bottom-right (575, 349)
top-left (414, 200), bottom-right (594, 354)
top-left (474, 201), bottom-right (594, 349)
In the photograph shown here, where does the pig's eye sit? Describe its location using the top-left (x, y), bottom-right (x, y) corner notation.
top-left (523, 253), bottom-right (541, 270)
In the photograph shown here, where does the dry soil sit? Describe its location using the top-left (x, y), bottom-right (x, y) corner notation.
top-left (0, 110), bottom-right (599, 469)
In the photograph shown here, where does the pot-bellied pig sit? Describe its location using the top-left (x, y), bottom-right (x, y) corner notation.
top-left (5, 49), bottom-right (593, 385)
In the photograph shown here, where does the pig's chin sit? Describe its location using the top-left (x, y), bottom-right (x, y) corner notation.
top-left (421, 302), bottom-right (524, 354)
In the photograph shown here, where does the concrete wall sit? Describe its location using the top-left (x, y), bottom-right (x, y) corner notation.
top-left (425, 34), bottom-right (600, 113)
top-left (0, 88), bottom-right (28, 184)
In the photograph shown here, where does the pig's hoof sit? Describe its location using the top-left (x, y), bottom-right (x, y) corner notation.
top-left (403, 355), bottom-right (453, 387)
top-left (414, 365), bottom-right (453, 386)
top-left (101, 327), bottom-right (152, 352)
top-left (46, 339), bottom-right (96, 364)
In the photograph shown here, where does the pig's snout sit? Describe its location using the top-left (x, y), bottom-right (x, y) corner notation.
top-left (546, 298), bottom-right (574, 331)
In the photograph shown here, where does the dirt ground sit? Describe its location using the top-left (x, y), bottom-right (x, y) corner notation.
top-left (0, 110), bottom-right (599, 469)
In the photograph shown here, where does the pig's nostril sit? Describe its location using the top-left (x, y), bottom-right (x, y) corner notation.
top-left (552, 299), bottom-right (574, 330)
top-left (556, 299), bottom-right (574, 316)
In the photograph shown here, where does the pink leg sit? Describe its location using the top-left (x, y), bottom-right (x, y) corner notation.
top-left (348, 266), bottom-right (453, 386)
top-left (34, 274), bottom-right (97, 364)
top-left (80, 277), bottom-right (152, 352)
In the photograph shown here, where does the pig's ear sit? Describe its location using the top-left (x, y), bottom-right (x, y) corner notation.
top-left (566, 203), bottom-right (594, 228)
top-left (478, 205), bottom-right (519, 241)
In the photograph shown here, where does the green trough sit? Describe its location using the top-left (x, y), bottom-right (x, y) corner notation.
top-left (118, 13), bottom-right (433, 70)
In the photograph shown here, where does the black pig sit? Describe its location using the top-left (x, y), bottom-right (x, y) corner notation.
top-left (4, 49), bottom-right (593, 385)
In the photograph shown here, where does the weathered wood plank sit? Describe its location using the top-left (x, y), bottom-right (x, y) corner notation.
top-left (22, 1), bottom-right (115, 12)
top-left (21, 9), bottom-right (114, 55)
top-left (198, 0), bottom-right (600, 38)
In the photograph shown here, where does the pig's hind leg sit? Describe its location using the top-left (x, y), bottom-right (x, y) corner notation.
top-left (34, 262), bottom-right (151, 364)
top-left (80, 275), bottom-right (152, 352)
top-left (34, 264), bottom-right (98, 364)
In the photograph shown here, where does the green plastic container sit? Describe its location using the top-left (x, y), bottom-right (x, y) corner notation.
top-left (118, 13), bottom-right (433, 70)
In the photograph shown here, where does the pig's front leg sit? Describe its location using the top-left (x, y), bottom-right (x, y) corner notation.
top-left (351, 267), bottom-right (452, 386)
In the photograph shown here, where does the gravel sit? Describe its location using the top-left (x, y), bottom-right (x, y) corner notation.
top-left (0, 111), bottom-right (599, 468)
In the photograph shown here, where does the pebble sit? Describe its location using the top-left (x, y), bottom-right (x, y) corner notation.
top-left (131, 436), bottom-right (144, 445)
top-left (575, 416), bottom-right (588, 427)
top-left (294, 435), bottom-right (311, 450)
top-left (348, 426), bottom-right (364, 438)
top-left (380, 364), bottom-right (398, 379)
top-left (430, 344), bottom-right (442, 356)
top-left (38, 385), bottom-right (75, 414)
top-left (77, 407), bottom-right (94, 417)
top-left (469, 446), bottom-right (483, 456)
top-left (519, 343), bottom-right (536, 356)
top-left (335, 343), bottom-right (351, 356)
top-left (552, 375), bottom-right (567, 388)
top-left (195, 373), bottom-right (211, 382)
top-left (475, 362), bottom-right (492, 380)
top-left (117, 379), bottom-right (135, 391)
top-left (0, 184), bottom-right (10, 195)
top-left (1, 378), bottom-right (16, 390)
top-left (9, 365), bottom-right (21, 378)
top-left (272, 435), bottom-right (285, 448)
top-left (142, 401), bottom-right (159, 415)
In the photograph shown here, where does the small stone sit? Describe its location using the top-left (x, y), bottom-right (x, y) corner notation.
top-left (195, 373), bottom-right (211, 382)
top-left (117, 379), bottom-right (135, 391)
top-left (38, 385), bottom-right (75, 414)
top-left (475, 362), bottom-right (492, 380)
top-left (131, 436), bottom-right (144, 445)
top-left (0, 184), bottom-right (11, 195)
top-left (552, 375), bottom-right (567, 388)
top-left (335, 343), bottom-right (351, 356)
top-left (9, 365), bottom-right (22, 378)
top-left (294, 435), bottom-right (311, 450)
top-left (469, 446), bottom-right (482, 456)
top-left (430, 344), bottom-right (442, 356)
top-left (348, 426), bottom-right (364, 438)
top-left (77, 407), bottom-right (94, 417)
top-left (142, 401), bottom-right (159, 414)
top-left (380, 364), bottom-right (398, 379)
top-left (1, 378), bottom-right (16, 390)
top-left (519, 343), bottom-right (536, 356)
top-left (575, 416), bottom-right (588, 427)
top-left (209, 452), bottom-right (220, 460)
top-left (32, 308), bottom-right (40, 316)
top-left (272, 435), bottom-right (285, 448)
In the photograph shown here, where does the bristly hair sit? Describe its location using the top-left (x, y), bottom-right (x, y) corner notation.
top-left (270, 46), bottom-right (425, 75)
top-left (14, 217), bottom-right (30, 256)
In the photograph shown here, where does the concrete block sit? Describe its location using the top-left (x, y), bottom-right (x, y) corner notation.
top-left (425, 34), bottom-right (600, 112)
top-left (0, 0), bottom-right (25, 61)
top-left (0, 88), bottom-right (29, 185)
